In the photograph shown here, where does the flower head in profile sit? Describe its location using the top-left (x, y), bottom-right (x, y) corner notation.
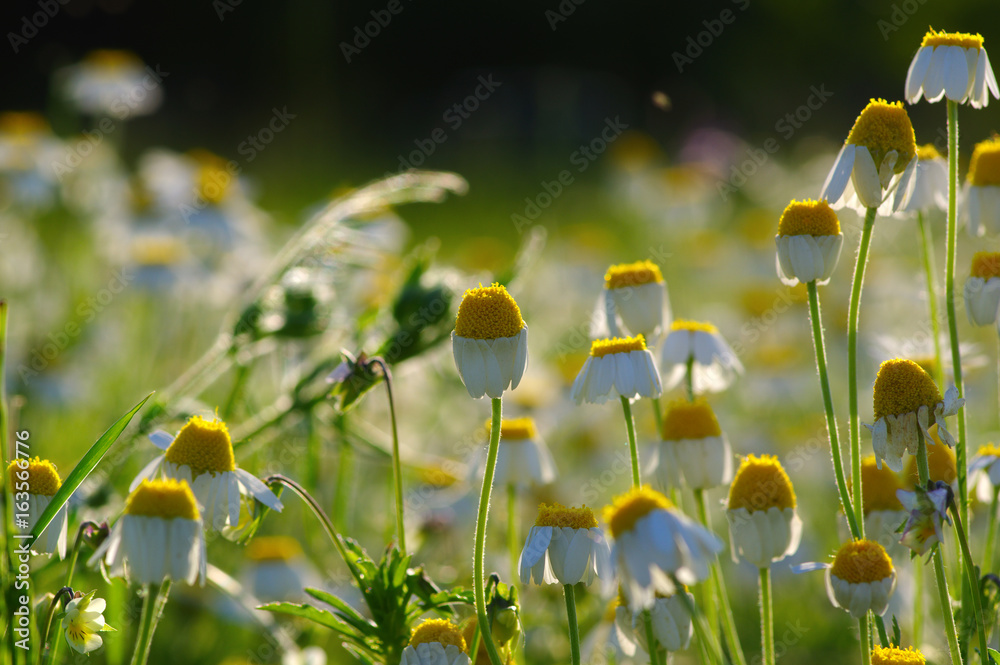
top-left (906, 29), bottom-right (998, 108)
top-left (615, 587), bottom-right (694, 654)
top-left (571, 335), bottom-right (662, 404)
top-left (970, 443), bottom-right (1000, 500)
top-left (872, 645), bottom-right (926, 665)
top-left (965, 137), bottom-right (1000, 236)
top-left (849, 456), bottom-right (906, 555)
top-left (519, 503), bottom-right (610, 586)
top-left (63, 590), bottom-right (114, 655)
top-left (452, 283), bottom-right (528, 399)
top-left (60, 50), bottom-right (163, 117)
top-left (820, 99), bottom-right (918, 213)
top-left (825, 539), bottom-right (896, 618)
top-left (866, 359), bottom-right (964, 472)
top-left (400, 619), bottom-right (470, 665)
top-left (774, 198), bottom-right (844, 286)
top-left (6, 457), bottom-right (67, 558)
top-left (726, 455), bottom-right (801, 568)
top-left (484, 417), bottom-right (556, 489)
top-left (964, 251), bottom-right (1000, 325)
top-left (654, 398), bottom-right (733, 490)
top-left (894, 144), bottom-right (948, 215)
top-left (896, 482), bottom-right (952, 556)
top-left (603, 260), bottom-right (671, 343)
top-left (661, 320), bottom-right (742, 395)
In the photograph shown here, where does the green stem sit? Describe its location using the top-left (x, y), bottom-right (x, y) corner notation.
top-left (333, 416), bottom-right (351, 531)
top-left (860, 616), bottom-right (872, 665)
top-left (917, 211), bottom-right (945, 388)
top-left (807, 281), bottom-right (860, 539)
top-left (508, 484), bottom-right (519, 586)
top-left (695, 491), bottom-right (746, 665)
top-left (643, 611), bottom-right (663, 665)
top-left (370, 358), bottom-right (406, 552)
top-left (38, 587), bottom-right (73, 665)
top-left (650, 396), bottom-right (663, 438)
top-left (759, 568), bottom-right (774, 665)
top-left (949, 500), bottom-right (990, 664)
top-left (685, 357), bottom-right (695, 402)
top-left (129, 580), bottom-right (171, 665)
top-left (47, 524), bottom-right (94, 665)
top-left (848, 206), bottom-right (878, 538)
top-left (474, 397), bottom-right (505, 665)
top-left (676, 588), bottom-right (724, 664)
top-left (984, 489), bottom-right (999, 574)
top-left (221, 360), bottom-right (251, 421)
top-left (620, 397), bottom-right (642, 488)
top-left (914, 555), bottom-right (924, 648)
top-left (564, 585), bottom-right (582, 665)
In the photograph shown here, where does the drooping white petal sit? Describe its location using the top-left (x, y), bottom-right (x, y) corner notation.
top-left (943, 45), bottom-right (972, 102)
top-left (923, 45), bottom-right (949, 102)
top-left (149, 431), bottom-right (174, 450)
top-left (129, 455), bottom-right (166, 492)
top-left (481, 338), bottom-right (505, 399)
top-left (850, 146), bottom-right (883, 209)
top-left (820, 144), bottom-right (856, 205)
top-left (906, 46), bottom-right (934, 102)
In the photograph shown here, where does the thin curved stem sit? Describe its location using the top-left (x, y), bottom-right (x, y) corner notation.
top-left (47, 523), bottom-right (99, 665)
top-left (643, 611), bottom-right (663, 665)
top-left (695, 490), bottom-right (746, 665)
top-left (807, 281), bottom-right (860, 539)
top-left (129, 580), bottom-right (171, 665)
top-left (650, 396), bottom-right (663, 438)
top-left (949, 500), bottom-right (990, 664)
top-left (848, 206), bottom-right (878, 538)
top-left (508, 483), bottom-right (519, 586)
top-left (474, 398), bottom-right (505, 665)
top-left (564, 585), bottom-right (582, 665)
top-left (38, 586), bottom-right (73, 665)
top-left (370, 358), bottom-right (406, 552)
top-left (620, 397), bottom-right (642, 488)
top-left (917, 212), bottom-right (945, 388)
top-left (759, 568), bottom-right (774, 665)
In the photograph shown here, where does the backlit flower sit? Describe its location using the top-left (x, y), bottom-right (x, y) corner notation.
top-left (6, 457), bottom-right (67, 558)
top-left (63, 591), bottom-right (112, 655)
top-left (519, 503), bottom-right (610, 586)
top-left (896, 483), bottom-right (951, 556)
top-left (726, 455), bottom-right (801, 567)
top-left (848, 457), bottom-right (906, 556)
top-left (906, 29), bottom-right (998, 108)
top-left (615, 588), bottom-right (694, 654)
top-left (603, 260), bottom-right (671, 343)
top-left (965, 251), bottom-right (1000, 325)
top-left (895, 144), bottom-right (948, 215)
top-left (969, 443), bottom-right (1000, 496)
top-left (661, 320), bottom-right (742, 394)
top-left (400, 619), bottom-right (470, 665)
top-left (825, 539), bottom-right (896, 618)
top-left (653, 399), bottom-right (732, 490)
top-left (774, 199), bottom-right (844, 286)
top-left (571, 335), bottom-right (662, 404)
top-left (452, 283), bottom-right (528, 399)
top-left (485, 417), bottom-right (556, 488)
top-left (965, 137), bottom-right (1000, 236)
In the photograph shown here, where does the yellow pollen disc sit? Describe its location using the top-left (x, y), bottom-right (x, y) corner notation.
top-left (872, 359), bottom-right (942, 420)
top-left (916, 144), bottom-right (942, 161)
top-left (968, 137), bottom-right (1000, 187)
top-left (409, 619), bottom-right (466, 651)
top-left (189, 150), bottom-right (232, 204)
top-left (534, 503), bottom-right (598, 529)
top-left (498, 417), bottom-right (537, 440)
top-left (6, 457), bottom-right (61, 496)
top-left (125, 479), bottom-right (199, 521)
top-left (776, 199), bottom-right (841, 237)
top-left (671, 319), bottom-right (718, 334)
top-left (590, 335), bottom-right (646, 357)
top-left (246, 536), bottom-right (303, 562)
top-left (977, 443), bottom-right (1000, 457)
top-left (0, 112), bottom-right (50, 136)
top-left (661, 399), bottom-right (722, 440)
top-left (164, 415), bottom-right (236, 476)
top-left (603, 487), bottom-right (673, 538)
top-left (845, 99), bottom-right (917, 176)
top-left (86, 49), bottom-right (142, 68)
top-left (905, 435), bottom-right (957, 488)
top-left (604, 260), bottom-right (664, 289)
top-left (830, 540), bottom-right (894, 584)
top-left (132, 236), bottom-right (186, 267)
top-left (871, 645), bottom-right (926, 665)
top-left (849, 456), bottom-right (903, 514)
top-left (417, 465), bottom-right (460, 488)
top-left (727, 454), bottom-right (796, 511)
top-left (454, 283), bottom-right (524, 340)
top-left (971, 252), bottom-right (1000, 279)
top-left (921, 28), bottom-right (983, 50)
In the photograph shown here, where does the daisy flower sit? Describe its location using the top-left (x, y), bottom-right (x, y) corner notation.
top-left (60, 50), bottom-right (163, 117)
top-left (661, 320), bottom-right (742, 395)
top-left (7, 457), bottom-right (67, 558)
top-left (774, 198), bottom-right (844, 286)
top-left (242, 536), bottom-right (320, 603)
top-left (452, 283), bottom-right (528, 399)
top-left (603, 260), bottom-right (671, 343)
top-left (896, 483), bottom-right (951, 556)
top-left (486, 417), bottom-right (556, 488)
top-left (0, 112), bottom-right (64, 210)
top-left (905, 29), bottom-right (999, 108)
top-left (895, 144), bottom-right (948, 215)
top-left (866, 358), bottom-right (964, 472)
top-left (825, 539), bottom-right (896, 618)
top-left (570, 335), bottom-right (662, 404)
top-left (848, 457), bottom-right (906, 556)
top-left (89, 478), bottom-right (207, 586)
top-left (519, 503), bottom-right (610, 586)
top-left (969, 443), bottom-right (1000, 500)
top-left (603, 486), bottom-right (723, 612)
top-left (965, 251), bottom-right (1000, 325)
top-left (131, 415), bottom-right (283, 532)
top-left (726, 455), bottom-right (802, 568)
top-left (871, 645), bottom-right (925, 665)
top-left (653, 398), bottom-right (733, 490)
top-left (615, 588), bottom-right (694, 654)
top-left (63, 591), bottom-right (113, 655)
top-left (820, 99), bottom-right (918, 214)
top-left (400, 619), bottom-right (470, 665)
top-left (965, 137), bottom-right (1000, 236)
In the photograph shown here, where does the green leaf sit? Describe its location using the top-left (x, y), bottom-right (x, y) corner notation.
top-left (305, 588), bottom-right (374, 633)
top-left (259, 602), bottom-right (360, 637)
top-left (29, 393), bottom-right (152, 547)
top-left (987, 647), bottom-right (999, 665)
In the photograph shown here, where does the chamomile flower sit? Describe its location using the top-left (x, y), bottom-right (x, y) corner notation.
top-left (63, 591), bottom-right (113, 655)
top-left (400, 619), bottom-right (471, 665)
top-left (866, 359), bottom-right (964, 473)
top-left (726, 455), bottom-right (802, 568)
top-left (820, 99), bottom-right (918, 214)
top-left (131, 415), bottom-right (283, 532)
top-left (519, 503), bottom-right (610, 586)
top-left (653, 399), bottom-right (733, 490)
top-left (905, 29), bottom-right (998, 108)
top-left (242, 536), bottom-right (320, 603)
top-left (965, 252), bottom-right (1000, 325)
top-left (485, 417), bottom-right (556, 488)
top-left (848, 457), bottom-right (906, 556)
top-left (89, 478), bottom-right (207, 586)
top-left (0, 112), bottom-right (64, 210)
top-left (872, 645), bottom-right (925, 665)
top-left (965, 137), bottom-right (1000, 236)
top-left (896, 483), bottom-right (951, 556)
top-left (895, 144), bottom-right (948, 215)
top-left (603, 487), bottom-right (723, 612)
top-left (969, 443), bottom-right (1000, 499)
top-left (661, 320), bottom-right (742, 394)
top-left (825, 540), bottom-right (896, 618)
top-left (571, 335), bottom-right (662, 404)
top-left (452, 283), bottom-right (528, 399)
top-left (6, 457), bottom-right (67, 558)
top-left (774, 198), bottom-right (844, 286)
top-left (60, 50), bottom-right (163, 117)
top-left (603, 260), bottom-right (671, 343)
top-left (615, 588), bottom-right (694, 654)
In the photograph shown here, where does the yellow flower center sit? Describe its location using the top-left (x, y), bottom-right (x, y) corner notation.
top-left (0, 112), bottom-right (50, 137)
top-left (921, 28), bottom-right (983, 50)
top-left (603, 487), bottom-right (673, 538)
top-left (6, 457), bottom-right (61, 496)
top-left (498, 417), bottom-right (537, 440)
top-left (977, 443), bottom-right (1000, 457)
top-left (661, 399), bottom-right (722, 440)
top-left (968, 137), bottom-right (1000, 187)
top-left (454, 283), bottom-right (524, 340)
top-left (905, 434), bottom-right (957, 487)
top-left (671, 319), bottom-right (718, 334)
top-left (131, 236), bottom-right (186, 267)
top-left (872, 359), bottom-right (942, 420)
top-left (776, 199), bottom-right (841, 237)
top-left (871, 645), bottom-right (926, 665)
top-left (916, 144), bottom-right (942, 161)
top-left (190, 150), bottom-right (233, 204)
top-left (417, 465), bottom-right (460, 488)
top-left (534, 503), bottom-right (598, 529)
top-left (85, 49), bottom-right (142, 69)
top-left (409, 619), bottom-right (466, 651)
top-left (164, 415), bottom-right (236, 475)
top-left (125, 479), bottom-right (199, 521)
top-left (727, 454), bottom-right (796, 511)
top-left (590, 335), bottom-right (647, 357)
top-left (246, 536), bottom-right (303, 562)
top-left (830, 539), bottom-right (894, 584)
top-left (604, 260), bottom-right (664, 289)
top-left (845, 99), bottom-right (917, 176)
top-left (971, 252), bottom-right (1000, 279)
top-left (850, 456), bottom-right (903, 514)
